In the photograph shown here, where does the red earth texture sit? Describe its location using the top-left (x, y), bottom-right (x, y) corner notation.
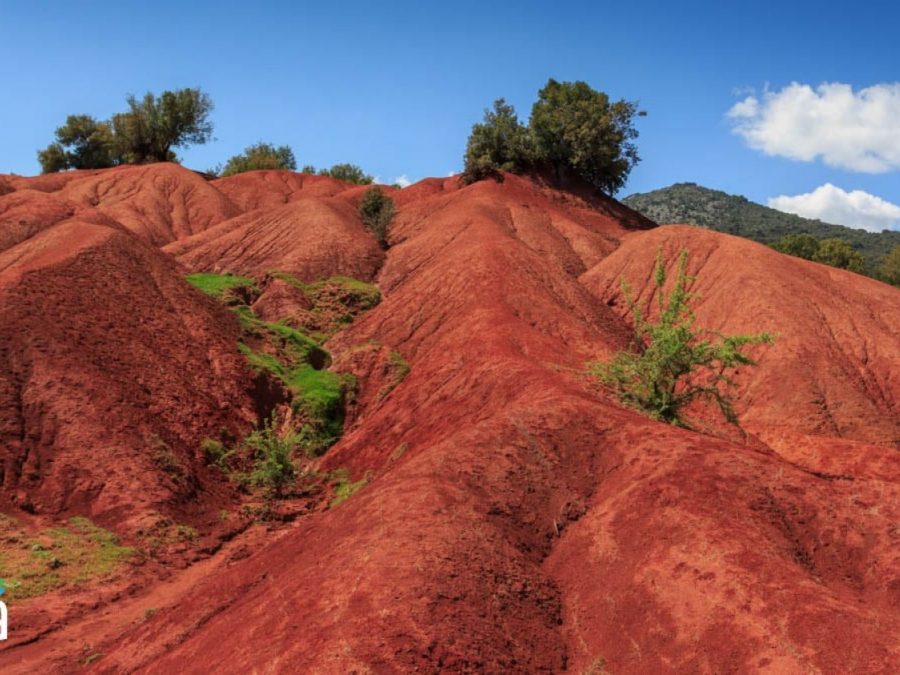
top-left (0, 164), bottom-right (898, 673)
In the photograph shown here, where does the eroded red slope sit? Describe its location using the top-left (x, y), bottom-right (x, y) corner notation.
top-left (582, 225), bottom-right (900, 450)
top-left (0, 191), bottom-right (256, 533)
top-left (83, 175), bottom-right (900, 673)
top-left (164, 197), bottom-right (385, 281)
top-left (211, 170), bottom-right (355, 212)
top-left (8, 164), bottom-right (239, 246)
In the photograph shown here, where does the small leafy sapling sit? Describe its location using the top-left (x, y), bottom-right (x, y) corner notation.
top-left (593, 250), bottom-right (773, 426)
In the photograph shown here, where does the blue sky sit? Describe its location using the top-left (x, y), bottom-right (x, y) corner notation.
top-left (2, 1), bottom-right (899, 230)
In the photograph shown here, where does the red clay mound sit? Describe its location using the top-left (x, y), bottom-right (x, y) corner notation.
top-left (0, 189), bottom-right (126, 255)
top-left (582, 224), bottom-right (900, 449)
top-left (164, 197), bottom-right (385, 281)
top-left (0, 214), bottom-right (256, 533)
top-left (211, 170), bottom-right (354, 212)
top-left (9, 164), bottom-right (239, 246)
top-left (86, 177), bottom-right (900, 673)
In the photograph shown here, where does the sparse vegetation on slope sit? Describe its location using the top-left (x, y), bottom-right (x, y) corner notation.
top-left (592, 250), bottom-right (773, 426)
top-left (187, 271), bottom-right (377, 475)
top-left (328, 469), bottom-right (368, 508)
top-left (186, 272), bottom-right (259, 300)
top-left (245, 416), bottom-right (300, 498)
top-left (0, 515), bottom-right (135, 601)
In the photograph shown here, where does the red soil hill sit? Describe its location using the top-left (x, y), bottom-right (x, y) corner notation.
top-left (0, 190), bottom-right (256, 533)
top-left (88, 174), bottom-right (900, 673)
top-left (212, 170), bottom-right (354, 212)
top-left (164, 197), bottom-right (385, 281)
top-left (7, 164), bottom-right (239, 246)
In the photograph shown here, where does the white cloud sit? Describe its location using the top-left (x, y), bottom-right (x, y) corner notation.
top-left (768, 184), bottom-right (900, 232)
top-left (393, 174), bottom-right (412, 188)
top-left (727, 82), bottom-right (900, 173)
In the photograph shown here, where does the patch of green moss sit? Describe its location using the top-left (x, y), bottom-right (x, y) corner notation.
top-left (205, 273), bottom-right (382, 462)
top-left (389, 351), bottom-right (410, 381)
top-left (186, 273), bottom-right (258, 299)
top-left (288, 366), bottom-right (342, 410)
top-left (271, 273), bottom-right (380, 317)
top-left (310, 275), bottom-right (381, 309)
top-left (266, 322), bottom-right (324, 363)
top-left (238, 342), bottom-right (285, 378)
top-left (232, 304), bottom-right (262, 333)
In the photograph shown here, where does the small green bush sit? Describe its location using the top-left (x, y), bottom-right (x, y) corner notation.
top-left (878, 245), bottom-right (900, 286)
top-left (592, 250), bottom-right (773, 426)
top-left (358, 186), bottom-right (395, 248)
top-left (201, 438), bottom-right (235, 470)
top-left (245, 417), bottom-right (299, 497)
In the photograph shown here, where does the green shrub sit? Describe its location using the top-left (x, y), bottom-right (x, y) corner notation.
top-left (358, 186), bottom-right (395, 248)
top-left (110, 88), bottom-right (214, 164)
top-left (877, 245), bottom-right (900, 286)
top-left (37, 115), bottom-right (118, 173)
top-left (201, 438), bottom-right (235, 470)
top-left (592, 250), bottom-right (773, 426)
top-left (812, 238), bottom-right (866, 273)
top-left (245, 417), bottom-right (299, 497)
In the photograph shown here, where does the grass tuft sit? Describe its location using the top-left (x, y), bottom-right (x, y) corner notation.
top-left (186, 272), bottom-right (258, 299)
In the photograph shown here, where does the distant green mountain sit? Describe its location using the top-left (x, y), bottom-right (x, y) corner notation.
top-left (623, 183), bottom-right (900, 273)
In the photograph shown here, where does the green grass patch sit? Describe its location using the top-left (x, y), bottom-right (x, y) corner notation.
top-left (0, 516), bottom-right (135, 601)
top-left (329, 469), bottom-right (368, 508)
top-left (186, 272), bottom-right (258, 299)
top-left (266, 322), bottom-right (324, 363)
top-left (270, 273), bottom-right (381, 311)
top-left (379, 350), bottom-right (411, 400)
top-left (287, 365), bottom-right (342, 408)
top-left (289, 367), bottom-right (349, 456)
